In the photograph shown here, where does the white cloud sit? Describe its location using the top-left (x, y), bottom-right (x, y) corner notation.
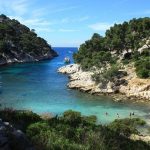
top-left (73, 16), bottom-right (89, 22)
top-left (31, 8), bottom-right (47, 18)
top-left (78, 16), bottom-right (89, 22)
top-left (88, 22), bottom-right (113, 31)
top-left (35, 27), bottom-right (55, 32)
top-left (9, 16), bottom-right (53, 26)
top-left (59, 29), bottom-right (79, 32)
top-left (127, 9), bottom-right (150, 15)
top-left (50, 6), bottom-right (78, 14)
top-left (11, 0), bottom-right (29, 15)
top-left (0, 0), bottom-right (52, 33)
top-left (61, 18), bottom-right (69, 23)
top-left (9, 16), bottom-right (55, 34)
top-left (0, 0), bottom-right (31, 15)
top-left (59, 16), bottom-right (89, 24)
top-left (0, 0), bottom-right (88, 46)
top-left (22, 19), bottom-right (52, 26)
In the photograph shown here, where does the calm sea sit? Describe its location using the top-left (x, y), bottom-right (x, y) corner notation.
top-left (0, 47), bottom-right (149, 124)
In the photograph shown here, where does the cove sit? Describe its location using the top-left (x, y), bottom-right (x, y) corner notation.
top-left (0, 47), bottom-right (150, 124)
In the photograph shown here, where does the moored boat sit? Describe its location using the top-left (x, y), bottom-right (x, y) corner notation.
top-left (64, 57), bottom-right (70, 64)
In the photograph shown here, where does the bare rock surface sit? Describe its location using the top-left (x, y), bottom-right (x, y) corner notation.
top-left (58, 64), bottom-right (150, 101)
top-left (130, 134), bottom-right (150, 143)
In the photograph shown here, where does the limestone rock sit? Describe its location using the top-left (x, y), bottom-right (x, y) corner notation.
top-left (130, 134), bottom-right (150, 143)
top-left (58, 64), bottom-right (81, 74)
top-left (58, 64), bottom-right (150, 101)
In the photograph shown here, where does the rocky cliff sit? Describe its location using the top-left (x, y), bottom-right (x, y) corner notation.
top-left (0, 14), bottom-right (57, 65)
top-left (61, 17), bottom-right (150, 102)
top-left (0, 118), bottom-right (34, 150)
top-left (58, 64), bottom-right (150, 102)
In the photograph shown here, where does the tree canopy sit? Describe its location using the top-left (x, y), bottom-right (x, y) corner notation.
top-left (74, 17), bottom-right (150, 78)
top-left (0, 14), bottom-right (57, 64)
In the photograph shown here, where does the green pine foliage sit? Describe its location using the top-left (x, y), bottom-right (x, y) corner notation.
top-left (0, 14), bottom-right (57, 62)
top-left (92, 64), bottom-right (121, 84)
top-left (74, 17), bottom-right (150, 79)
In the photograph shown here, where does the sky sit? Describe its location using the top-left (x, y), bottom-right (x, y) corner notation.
top-left (0, 0), bottom-right (150, 47)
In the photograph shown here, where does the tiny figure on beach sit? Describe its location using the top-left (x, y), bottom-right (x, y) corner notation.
top-left (117, 113), bottom-right (119, 118)
top-left (129, 112), bottom-right (132, 118)
top-left (132, 112), bottom-right (134, 115)
top-left (105, 112), bottom-right (108, 116)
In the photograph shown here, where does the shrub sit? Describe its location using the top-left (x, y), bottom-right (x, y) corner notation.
top-left (27, 122), bottom-right (87, 150)
top-left (83, 115), bottom-right (97, 125)
top-left (92, 64), bottom-right (120, 83)
top-left (2, 108), bottom-right (149, 150)
top-left (108, 118), bottom-right (146, 137)
top-left (0, 108), bottom-right (42, 131)
top-left (26, 111), bottom-right (150, 150)
top-left (135, 57), bottom-right (150, 78)
top-left (27, 122), bottom-right (50, 137)
top-left (62, 110), bottom-right (82, 127)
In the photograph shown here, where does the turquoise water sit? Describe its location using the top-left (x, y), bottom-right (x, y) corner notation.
top-left (0, 47), bottom-right (150, 124)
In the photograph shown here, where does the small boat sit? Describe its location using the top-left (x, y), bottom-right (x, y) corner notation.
top-left (64, 57), bottom-right (70, 64)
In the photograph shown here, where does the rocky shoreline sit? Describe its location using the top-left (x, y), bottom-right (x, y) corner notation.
top-left (58, 64), bottom-right (150, 102)
top-left (0, 14), bottom-right (58, 66)
top-left (0, 50), bottom-right (58, 66)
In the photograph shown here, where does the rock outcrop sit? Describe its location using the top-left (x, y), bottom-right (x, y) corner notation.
top-left (58, 64), bottom-right (96, 92)
top-left (130, 134), bottom-right (150, 143)
top-left (0, 118), bottom-right (34, 150)
top-left (58, 64), bottom-right (150, 102)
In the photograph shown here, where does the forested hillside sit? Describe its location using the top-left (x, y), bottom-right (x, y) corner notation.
top-left (0, 14), bottom-right (57, 65)
top-left (74, 17), bottom-right (150, 79)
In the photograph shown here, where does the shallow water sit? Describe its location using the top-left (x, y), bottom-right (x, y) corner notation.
top-left (0, 47), bottom-right (150, 124)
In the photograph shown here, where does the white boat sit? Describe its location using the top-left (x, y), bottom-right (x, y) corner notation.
top-left (64, 57), bottom-right (70, 64)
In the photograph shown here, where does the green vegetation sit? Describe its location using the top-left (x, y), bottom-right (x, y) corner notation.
top-left (73, 33), bottom-right (117, 70)
top-left (0, 109), bottom-right (150, 150)
top-left (92, 64), bottom-right (121, 84)
top-left (74, 17), bottom-right (150, 79)
top-left (0, 14), bottom-right (57, 64)
top-left (108, 118), bottom-right (146, 137)
top-left (0, 108), bottom-right (42, 131)
top-left (134, 57), bottom-right (150, 79)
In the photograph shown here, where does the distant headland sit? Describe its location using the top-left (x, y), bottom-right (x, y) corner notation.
top-left (0, 14), bottom-right (58, 65)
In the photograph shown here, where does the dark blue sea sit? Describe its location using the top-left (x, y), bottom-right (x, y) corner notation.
top-left (0, 47), bottom-right (149, 123)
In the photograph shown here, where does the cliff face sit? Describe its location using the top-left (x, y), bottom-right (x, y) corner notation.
top-left (119, 65), bottom-right (150, 100)
top-left (0, 14), bottom-right (57, 65)
top-left (58, 64), bottom-right (150, 102)
top-left (0, 119), bottom-right (34, 150)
